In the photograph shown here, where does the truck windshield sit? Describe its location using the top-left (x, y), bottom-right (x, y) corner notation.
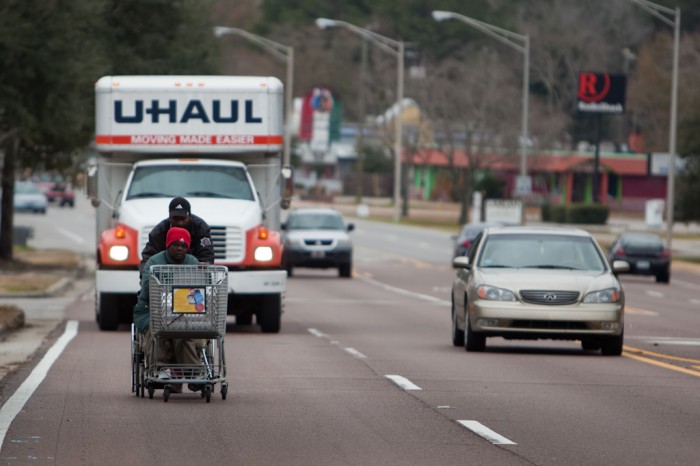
top-left (126, 165), bottom-right (254, 201)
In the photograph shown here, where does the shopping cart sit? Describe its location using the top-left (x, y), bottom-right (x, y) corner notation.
top-left (131, 265), bottom-right (228, 402)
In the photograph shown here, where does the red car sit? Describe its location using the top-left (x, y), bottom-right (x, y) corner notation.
top-left (45, 182), bottom-right (75, 207)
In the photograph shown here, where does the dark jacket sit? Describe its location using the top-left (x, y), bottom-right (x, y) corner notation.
top-left (139, 213), bottom-right (214, 270)
top-left (133, 250), bottom-right (199, 332)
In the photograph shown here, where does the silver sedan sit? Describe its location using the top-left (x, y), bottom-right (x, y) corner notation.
top-left (451, 226), bottom-right (629, 355)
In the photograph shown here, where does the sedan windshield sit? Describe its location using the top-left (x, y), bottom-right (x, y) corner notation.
top-left (288, 213), bottom-right (344, 230)
top-left (126, 165), bottom-right (254, 201)
top-left (478, 234), bottom-right (607, 272)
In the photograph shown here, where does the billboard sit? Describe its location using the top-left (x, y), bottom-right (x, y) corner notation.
top-left (299, 87), bottom-right (342, 151)
top-left (576, 72), bottom-right (626, 114)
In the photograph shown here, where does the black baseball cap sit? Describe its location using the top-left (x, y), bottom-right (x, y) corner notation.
top-left (169, 197), bottom-right (191, 218)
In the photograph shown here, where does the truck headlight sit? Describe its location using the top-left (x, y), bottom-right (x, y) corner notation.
top-left (109, 245), bottom-right (129, 261)
top-left (254, 246), bottom-right (273, 262)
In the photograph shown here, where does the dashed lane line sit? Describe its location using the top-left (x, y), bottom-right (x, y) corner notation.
top-left (344, 347), bottom-right (367, 359)
top-left (457, 420), bottom-right (517, 445)
top-left (385, 375), bottom-right (422, 391)
top-left (308, 328), bottom-right (326, 338)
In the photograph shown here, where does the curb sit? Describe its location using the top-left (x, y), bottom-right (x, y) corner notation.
top-left (0, 306), bottom-right (25, 338)
top-left (0, 259), bottom-right (88, 299)
top-left (0, 276), bottom-right (74, 299)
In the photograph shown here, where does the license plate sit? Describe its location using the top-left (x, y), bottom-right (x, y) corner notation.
top-left (311, 251), bottom-right (326, 258)
top-left (637, 261), bottom-right (650, 270)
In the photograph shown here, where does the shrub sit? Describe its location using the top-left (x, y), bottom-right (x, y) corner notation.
top-left (566, 203), bottom-right (609, 224)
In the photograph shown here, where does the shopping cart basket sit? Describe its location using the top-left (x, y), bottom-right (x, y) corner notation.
top-left (131, 265), bottom-right (228, 402)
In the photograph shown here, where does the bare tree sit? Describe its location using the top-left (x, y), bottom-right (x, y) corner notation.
top-left (413, 47), bottom-right (522, 223)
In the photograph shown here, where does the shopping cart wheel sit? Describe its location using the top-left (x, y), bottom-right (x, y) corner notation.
top-left (221, 384), bottom-right (227, 400)
top-left (139, 365), bottom-right (145, 398)
top-left (203, 385), bottom-right (212, 403)
top-left (148, 385), bottom-right (155, 399)
top-left (163, 386), bottom-right (170, 402)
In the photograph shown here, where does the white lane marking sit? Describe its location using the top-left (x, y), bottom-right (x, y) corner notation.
top-left (649, 340), bottom-right (700, 346)
top-left (691, 299), bottom-right (700, 306)
top-left (433, 286), bottom-right (452, 293)
top-left (344, 347), bottom-right (367, 359)
top-left (627, 336), bottom-right (700, 346)
top-left (385, 375), bottom-right (422, 391)
top-left (308, 328), bottom-right (326, 338)
top-left (360, 275), bottom-right (450, 306)
top-left (457, 420), bottom-right (517, 445)
top-left (57, 227), bottom-right (84, 244)
top-left (418, 242), bottom-right (431, 249)
top-left (646, 290), bottom-right (664, 298)
top-left (0, 320), bottom-right (79, 448)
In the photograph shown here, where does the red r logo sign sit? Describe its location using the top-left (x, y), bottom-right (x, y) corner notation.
top-left (578, 73), bottom-right (611, 102)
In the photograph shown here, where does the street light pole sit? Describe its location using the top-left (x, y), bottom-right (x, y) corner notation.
top-left (629, 0), bottom-right (680, 250)
top-left (316, 18), bottom-right (405, 222)
top-left (432, 10), bottom-right (530, 180)
top-left (213, 26), bottom-right (294, 168)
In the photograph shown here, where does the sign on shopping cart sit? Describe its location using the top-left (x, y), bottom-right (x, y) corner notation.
top-left (172, 287), bottom-right (207, 313)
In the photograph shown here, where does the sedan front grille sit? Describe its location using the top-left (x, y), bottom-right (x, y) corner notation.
top-left (510, 320), bottom-right (588, 330)
top-left (520, 290), bottom-right (580, 305)
top-left (303, 239), bottom-right (333, 246)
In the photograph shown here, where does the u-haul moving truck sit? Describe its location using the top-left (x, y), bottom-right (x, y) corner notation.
top-left (89, 75), bottom-right (291, 332)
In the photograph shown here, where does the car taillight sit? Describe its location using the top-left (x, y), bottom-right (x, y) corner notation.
top-left (660, 249), bottom-right (671, 259)
top-left (614, 247), bottom-right (625, 256)
top-left (461, 240), bottom-right (471, 248)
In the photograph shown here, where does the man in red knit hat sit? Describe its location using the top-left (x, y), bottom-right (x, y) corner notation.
top-left (134, 227), bottom-right (201, 394)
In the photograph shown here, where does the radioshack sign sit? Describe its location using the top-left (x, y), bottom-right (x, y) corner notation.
top-left (576, 72), bottom-right (626, 114)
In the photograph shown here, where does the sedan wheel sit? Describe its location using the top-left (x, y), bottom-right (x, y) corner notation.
top-left (655, 270), bottom-right (670, 284)
top-left (465, 316), bottom-right (486, 352)
top-left (600, 330), bottom-right (624, 356)
top-left (451, 300), bottom-right (465, 347)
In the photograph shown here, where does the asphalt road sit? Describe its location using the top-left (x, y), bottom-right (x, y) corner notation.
top-left (1, 200), bottom-right (699, 464)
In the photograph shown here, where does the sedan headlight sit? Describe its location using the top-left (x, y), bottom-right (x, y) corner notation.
top-left (583, 288), bottom-right (621, 304)
top-left (476, 285), bottom-right (516, 301)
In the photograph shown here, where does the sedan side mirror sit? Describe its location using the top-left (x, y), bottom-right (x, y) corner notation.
top-left (452, 256), bottom-right (471, 270)
top-left (612, 260), bottom-right (630, 273)
top-left (347, 223), bottom-right (355, 232)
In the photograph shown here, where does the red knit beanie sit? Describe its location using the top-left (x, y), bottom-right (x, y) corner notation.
top-left (166, 227), bottom-right (191, 249)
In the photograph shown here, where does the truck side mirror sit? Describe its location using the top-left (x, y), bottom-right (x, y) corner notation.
top-left (281, 166), bottom-right (293, 210)
top-left (86, 162), bottom-right (100, 207)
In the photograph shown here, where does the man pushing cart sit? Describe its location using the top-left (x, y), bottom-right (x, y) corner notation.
top-left (132, 227), bottom-right (228, 402)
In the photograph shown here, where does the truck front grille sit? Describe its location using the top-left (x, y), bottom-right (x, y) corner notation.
top-left (139, 225), bottom-right (244, 263)
top-left (210, 225), bottom-right (244, 262)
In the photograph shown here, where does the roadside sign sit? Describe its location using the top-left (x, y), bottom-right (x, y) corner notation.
top-left (515, 175), bottom-right (532, 197)
top-left (485, 199), bottom-right (523, 225)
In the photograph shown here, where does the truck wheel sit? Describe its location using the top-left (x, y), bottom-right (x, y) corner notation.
top-left (258, 294), bottom-right (281, 333)
top-left (98, 295), bottom-right (120, 331)
top-left (236, 312), bottom-right (253, 326)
